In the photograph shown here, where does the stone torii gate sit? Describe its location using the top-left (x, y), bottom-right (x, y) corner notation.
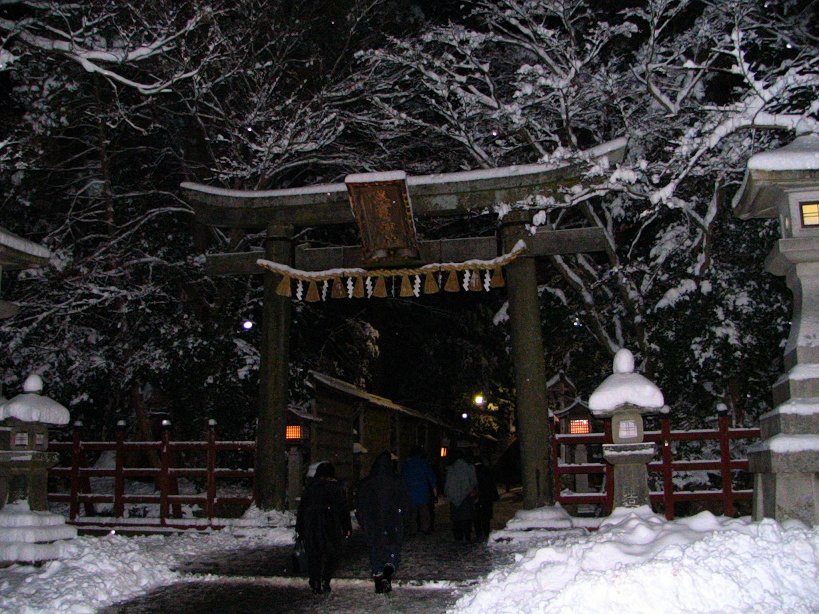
top-left (182, 138), bottom-right (626, 510)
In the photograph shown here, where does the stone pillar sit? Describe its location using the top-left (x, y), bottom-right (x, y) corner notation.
top-left (603, 442), bottom-right (655, 508)
top-left (602, 408), bottom-right (656, 508)
top-left (502, 212), bottom-right (553, 509)
top-left (732, 135), bottom-right (819, 526)
top-left (254, 224), bottom-right (293, 510)
top-left (0, 450), bottom-right (58, 511)
top-left (749, 240), bottom-right (819, 526)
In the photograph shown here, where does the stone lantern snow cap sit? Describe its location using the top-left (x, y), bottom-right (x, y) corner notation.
top-left (588, 349), bottom-right (668, 418)
top-left (22, 373), bottom-right (43, 393)
top-left (0, 373), bottom-right (69, 425)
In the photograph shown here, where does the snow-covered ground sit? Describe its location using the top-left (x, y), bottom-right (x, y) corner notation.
top-left (454, 506), bottom-right (819, 614)
top-left (0, 508), bottom-right (295, 614)
top-left (0, 505), bottom-right (816, 613)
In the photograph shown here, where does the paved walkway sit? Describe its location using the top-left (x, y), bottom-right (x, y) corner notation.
top-left (101, 494), bottom-right (522, 613)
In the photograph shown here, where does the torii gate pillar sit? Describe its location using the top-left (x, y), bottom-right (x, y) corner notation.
top-left (503, 211), bottom-right (554, 509)
top-left (254, 224), bottom-right (293, 510)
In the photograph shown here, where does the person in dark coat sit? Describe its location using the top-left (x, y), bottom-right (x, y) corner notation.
top-left (355, 451), bottom-right (410, 593)
top-left (473, 457), bottom-right (500, 541)
top-left (401, 446), bottom-right (438, 535)
top-left (296, 461), bottom-right (352, 594)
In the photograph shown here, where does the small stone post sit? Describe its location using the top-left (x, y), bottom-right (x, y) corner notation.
top-left (589, 349), bottom-right (667, 509)
top-left (0, 374), bottom-right (76, 563)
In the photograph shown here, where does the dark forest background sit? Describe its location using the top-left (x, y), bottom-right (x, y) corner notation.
top-left (1, 0), bottom-right (816, 442)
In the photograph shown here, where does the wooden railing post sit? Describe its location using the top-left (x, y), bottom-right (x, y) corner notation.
top-left (69, 421), bottom-right (82, 521)
top-left (660, 416), bottom-right (675, 520)
top-left (114, 420), bottom-right (125, 517)
top-left (159, 419), bottom-right (171, 525)
top-left (207, 419), bottom-right (217, 520)
top-left (717, 409), bottom-right (735, 517)
top-left (549, 420), bottom-right (562, 505)
top-left (604, 420), bottom-right (614, 514)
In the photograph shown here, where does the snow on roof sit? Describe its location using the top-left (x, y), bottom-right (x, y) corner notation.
top-left (0, 226), bottom-right (51, 268)
top-left (287, 403), bottom-right (320, 422)
top-left (553, 397), bottom-right (590, 418)
top-left (748, 433), bottom-right (819, 455)
top-left (588, 349), bottom-right (666, 416)
top-left (760, 398), bottom-right (819, 420)
top-left (178, 180), bottom-right (347, 200)
top-left (345, 170), bottom-right (406, 184)
top-left (733, 134), bottom-right (819, 220)
top-left (777, 363), bottom-right (819, 383)
top-left (0, 376), bottom-right (69, 425)
top-left (182, 137), bottom-right (628, 200)
top-left (747, 133), bottom-right (819, 172)
top-left (308, 371), bottom-right (454, 430)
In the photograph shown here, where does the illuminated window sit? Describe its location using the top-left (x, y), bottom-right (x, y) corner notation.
top-left (618, 420), bottom-right (638, 439)
top-left (440, 447), bottom-right (448, 458)
top-left (285, 425), bottom-right (303, 440)
top-left (35, 433), bottom-right (45, 447)
top-left (800, 202), bottom-right (819, 227)
top-left (14, 432), bottom-right (29, 447)
top-left (569, 419), bottom-right (591, 434)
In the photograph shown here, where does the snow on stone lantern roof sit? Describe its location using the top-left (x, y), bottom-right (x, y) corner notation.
top-left (0, 374), bottom-right (69, 425)
top-left (733, 133), bottom-right (819, 221)
top-left (588, 349), bottom-right (668, 417)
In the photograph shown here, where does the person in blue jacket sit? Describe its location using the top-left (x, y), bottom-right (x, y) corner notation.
top-left (401, 446), bottom-right (438, 535)
top-left (355, 451), bottom-right (410, 593)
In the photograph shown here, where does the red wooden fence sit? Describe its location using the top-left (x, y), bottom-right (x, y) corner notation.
top-left (49, 413), bottom-right (760, 528)
top-left (48, 420), bottom-right (254, 529)
top-left (550, 413), bottom-right (760, 519)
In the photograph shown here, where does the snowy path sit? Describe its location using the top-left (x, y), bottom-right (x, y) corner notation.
top-left (100, 496), bottom-right (521, 613)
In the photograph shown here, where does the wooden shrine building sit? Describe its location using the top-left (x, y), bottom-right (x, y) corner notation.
top-left (304, 371), bottom-right (472, 497)
top-left (181, 137), bottom-right (627, 510)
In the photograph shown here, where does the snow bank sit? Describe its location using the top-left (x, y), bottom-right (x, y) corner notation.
top-left (453, 508), bottom-right (819, 614)
top-left (0, 526), bottom-right (295, 613)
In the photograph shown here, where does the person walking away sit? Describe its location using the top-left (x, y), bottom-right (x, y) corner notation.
top-left (355, 451), bottom-right (410, 593)
top-left (401, 446), bottom-right (438, 535)
top-left (473, 457), bottom-right (499, 541)
top-left (295, 461), bottom-right (351, 594)
top-left (444, 450), bottom-right (478, 541)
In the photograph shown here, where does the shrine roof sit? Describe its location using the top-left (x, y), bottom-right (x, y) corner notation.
top-left (307, 371), bottom-right (454, 430)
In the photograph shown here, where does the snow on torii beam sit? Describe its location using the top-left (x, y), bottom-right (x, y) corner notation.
top-left (181, 138), bottom-right (626, 230)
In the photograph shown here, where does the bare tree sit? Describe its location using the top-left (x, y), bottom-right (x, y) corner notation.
top-left (350, 0), bottom-right (816, 421)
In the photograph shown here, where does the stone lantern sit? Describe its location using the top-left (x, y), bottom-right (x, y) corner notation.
top-left (0, 374), bottom-right (76, 563)
top-left (733, 133), bottom-right (819, 526)
top-left (589, 349), bottom-right (668, 509)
